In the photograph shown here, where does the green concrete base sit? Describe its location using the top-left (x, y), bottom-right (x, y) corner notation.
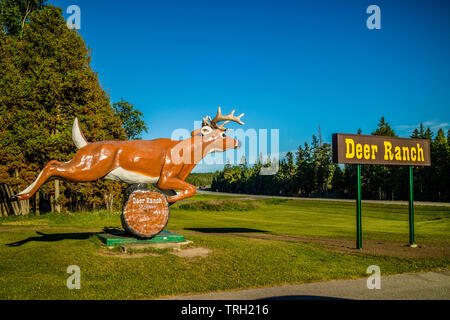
top-left (98, 230), bottom-right (185, 246)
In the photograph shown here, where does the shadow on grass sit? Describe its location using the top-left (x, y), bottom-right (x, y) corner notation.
top-left (184, 227), bottom-right (268, 233)
top-left (5, 227), bottom-right (124, 247)
top-left (5, 227), bottom-right (269, 246)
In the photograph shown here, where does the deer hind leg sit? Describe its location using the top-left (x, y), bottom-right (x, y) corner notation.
top-left (14, 156), bottom-right (114, 201)
top-left (157, 177), bottom-right (196, 203)
top-left (14, 160), bottom-right (65, 201)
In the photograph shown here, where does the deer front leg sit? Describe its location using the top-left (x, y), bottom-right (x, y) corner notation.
top-left (157, 177), bottom-right (196, 203)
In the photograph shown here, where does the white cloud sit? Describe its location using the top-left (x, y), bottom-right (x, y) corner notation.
top-left (395, 120), bottom-right (449, 136)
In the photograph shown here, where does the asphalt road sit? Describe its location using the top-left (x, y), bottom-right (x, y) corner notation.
top-left (161, 270), bottom-right (450, 300)
top-left (197, 190), bottom-right (450, 207)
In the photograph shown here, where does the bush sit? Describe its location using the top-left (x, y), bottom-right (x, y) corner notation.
top-left (175, 200), bottom-right (258, 212)
top-left (261, 198), bottom-right (289, 205)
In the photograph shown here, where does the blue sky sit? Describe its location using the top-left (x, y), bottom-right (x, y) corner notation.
top-left (50, 0), bottom-right (449, 171)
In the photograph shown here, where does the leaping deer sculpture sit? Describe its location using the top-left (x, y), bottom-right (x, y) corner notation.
top-left (12, 107), bottom-right (244, 204)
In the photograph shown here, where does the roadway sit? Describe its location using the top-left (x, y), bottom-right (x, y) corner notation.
top-left (161, 270), bottom-right (450, 300)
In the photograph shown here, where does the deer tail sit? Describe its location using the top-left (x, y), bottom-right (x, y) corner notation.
top-left (72, 118), bottom-right (88, 149)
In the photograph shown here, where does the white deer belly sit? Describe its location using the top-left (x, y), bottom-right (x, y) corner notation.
top-left (104, 167), bottom-right (159, 184)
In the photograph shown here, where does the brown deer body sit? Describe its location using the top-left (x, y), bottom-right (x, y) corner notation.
top-left (13, 108), bottom-right (244, 204)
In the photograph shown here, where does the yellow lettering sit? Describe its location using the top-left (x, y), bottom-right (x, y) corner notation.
top-left (402, 147), bottom-right (410, 161)
top-left (411, 147), bottom-right (416, 161)
top-left (371, 145), bottom-right (378, 159)
top-left (384, 141), bottom-right (393, 160)
top-left (345, 139), bottom-right (355, 159)
top-left (363, 145), bottom-right (371, 160)
top-left (417, 144), bottom-right (424, 161)
top-left (356, 144), bottom-right (363, 159)
top-left (395, 146), bottom-right (402, 160)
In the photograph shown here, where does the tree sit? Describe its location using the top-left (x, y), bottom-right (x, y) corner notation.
top-left (294, 143), bottom-right (315, 196)
top-left (0, 0), bottom-right (46, 35)
top-left (0, 5), bottom-right (128, 215)
top-left (372, 116), bottom-right (396, 137)
top-left (426, 129), bottom-right (450, 201)
top-left (364, 117), bottom-right (398, 200)
top-left (274, 152), bottom-right (296, 195)
top-left (314, 143), bottom-right (334, 197)
top-left (113, 98), bottom-right (148, 140)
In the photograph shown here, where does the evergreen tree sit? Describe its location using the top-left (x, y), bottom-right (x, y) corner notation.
top-left (0, 5), bottom-right (128, 215)
top-left (372, 116), bottom-right (396, 137)
top-left (364, 117), bottom-right (398, 199)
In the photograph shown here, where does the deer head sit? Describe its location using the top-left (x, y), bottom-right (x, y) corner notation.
top-left (191, 107), bottom-right (244, 155)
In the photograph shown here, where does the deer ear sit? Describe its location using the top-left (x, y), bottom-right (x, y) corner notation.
top-left (200, 126), bottom-right (213, 136)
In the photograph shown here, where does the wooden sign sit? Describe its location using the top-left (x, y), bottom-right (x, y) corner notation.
top-left (122, 189), bottom-right (170, 238)
top-left (332, 133), bottom-right (431, 166)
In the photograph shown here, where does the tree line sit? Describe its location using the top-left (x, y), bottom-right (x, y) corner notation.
top-left (186, 173), bottom-right (216, 188)
top-left (0, 2), bottom-right (146, 216)
top-left (211, 117), bottom-right (450, 202)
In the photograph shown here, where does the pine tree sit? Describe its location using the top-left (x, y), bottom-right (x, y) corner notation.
top-left (372, 116), bottom-right (396, 137)
top-left (365, 117), bottom-right (397, 199)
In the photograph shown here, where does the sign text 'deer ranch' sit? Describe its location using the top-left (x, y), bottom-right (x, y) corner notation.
top-left (332, 133), bottom-right (431, 166)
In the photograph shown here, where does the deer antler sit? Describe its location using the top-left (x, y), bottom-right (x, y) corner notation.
top-left (203, 107), bottom-right (244, 130)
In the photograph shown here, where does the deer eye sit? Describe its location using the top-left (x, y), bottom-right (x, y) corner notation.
top-left (200, 126), bottom-right (213, 136)
top-left (221, 132), bottom-right (226, 138)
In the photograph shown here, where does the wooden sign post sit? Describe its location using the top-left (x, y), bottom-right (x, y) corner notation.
top-left (332, 134), bottom-right (431, 249)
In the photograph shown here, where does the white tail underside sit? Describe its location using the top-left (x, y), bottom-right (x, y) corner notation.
top-left (17, 170), bottom-right (44, 195)
top-left (72, 118), bottom-right (88, 149)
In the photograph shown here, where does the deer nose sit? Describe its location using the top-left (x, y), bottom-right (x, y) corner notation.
top-left (235, 140), bottom-right (241, 149)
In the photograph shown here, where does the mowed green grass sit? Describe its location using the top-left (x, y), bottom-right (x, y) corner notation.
top-left (185, 193), bottom-right (246, 201)
top-left (172, 198), bottom-right (450, 242)
top-left (0, 198), bottom-right (449, 299)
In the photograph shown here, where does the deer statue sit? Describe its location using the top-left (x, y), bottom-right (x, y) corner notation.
top-left (12, 107), bottom-right (244, 204)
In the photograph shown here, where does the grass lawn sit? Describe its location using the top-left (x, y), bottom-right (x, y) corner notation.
top-left (0, 197), bottom-right (449, 299)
